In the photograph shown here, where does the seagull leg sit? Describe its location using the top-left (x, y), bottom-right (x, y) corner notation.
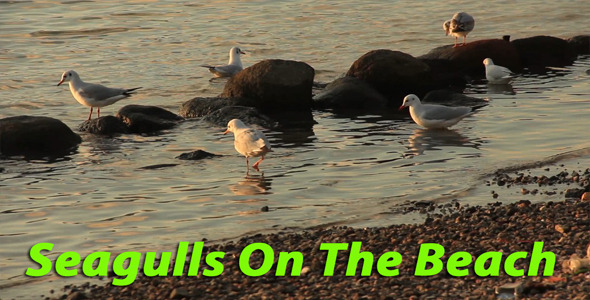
top-left (246, 157), bottom-right (250, 170)
top-left (88, 107), bottom-right (93, 120)
top-left (453, 37), bottom-right (459, 48)
top-left (462, 36), bottom-right (467, 46)
top-left (252, 156), bottom-right (264, 171)
top-left (97, 107), bottom-right (100, 118)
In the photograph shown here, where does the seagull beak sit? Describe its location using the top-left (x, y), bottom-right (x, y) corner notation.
top-left (223, 129), bottom-right (230, 135)
top-left (240, 50), bottom-right (246, 55)
top-left (398, 105), bottom-right (406, 111)
top-left (57, 79), bottom-right (64, 86)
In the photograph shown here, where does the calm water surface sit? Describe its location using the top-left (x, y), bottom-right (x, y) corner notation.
top-left (1, 0), bottom-right (590, 297)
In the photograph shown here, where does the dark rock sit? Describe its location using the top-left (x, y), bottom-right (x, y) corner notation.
top-left (313, 76), bottom-right (388, 110)
top-left (564, 188), bottom-right (585, 199)
top-left (78, 116), bottom-right (128, 135)
top-left (0, 116), bottom-right (81, 158)
top-left (169, 288), bottom-right (190, 299)
top-left (117, 105), bottom-right (183, 134)
top-left (221, 59), bottom-right (315, 112)
top-left (511, 36), bottom-right (577, 71)
top-left (176, 150), bottom-right (220, 160)
top-left (419, 39), bottom-right (522, 78)
top-left (422, 89), bottom-right (488, 107)
top-left (346, 49), bottom-right (433, 106)
top-left (203, 106), bottom-right (276, 128)
top-left (567, 35), bottom-right (590, 56)
top-left (179, 97), bottom-right (255, 118)
top-left (66, 291), bottom-right (87, 300)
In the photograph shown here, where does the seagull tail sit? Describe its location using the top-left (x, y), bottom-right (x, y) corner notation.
top-left (471, 103), bottom-right (488, 112)
top-left (124, 87), bottom-right (143, 95)
top-left (200, 64), bottom-right (215, 69)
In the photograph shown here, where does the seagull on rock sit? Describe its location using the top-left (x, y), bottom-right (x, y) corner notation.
top-left (224, 119), bottom-right (272, 171)
top-left (399, 94), bottom-right (483, 129)
top-left (443, 12), bottom-right (475, 47)
top-left (57, 70), bottom-right (142, 120)
top-left (201, 47), bottom-right (245, 78)
top-left (483, 58), bottom-right (515, 84)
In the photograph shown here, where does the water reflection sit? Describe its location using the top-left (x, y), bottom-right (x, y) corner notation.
top-left (486, 83), bottom-right (516, 95)
top-left (228, 173), bottom-right (272, 195)
top-left (406, 128), bottom-right (477, 156)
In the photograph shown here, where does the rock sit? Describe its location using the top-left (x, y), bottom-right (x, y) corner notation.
top-left (221, 59), bottom-right (315, 112)
top-left (511, 36), bottom-right (577, 71)
top-left (78, 116), bottom-right (128, 135)
top-left (581, 192), bottom-right (590, 202)
top-left (117, 105), bottom-right (183, 134)
top-left (169, 287), bottom-right (190, 299)
top-left (203, 106), bottom-right (276, 128)
top-left (564, 188), bottom-right (585, 199)
top-left (422, 89), bottom-right (488, 107)
top-left (313, 76), bottom-right (388, 110)
top-left (179, 97), bottom-right (255, 118)
top-left (567, 35), bottom-right (590, 56)
top-left (419, 39), bottom-right (522, 78)
top-left (176, 150), bottom-right (220, 160)
top-left (0, 116), bottom-right (81, 158)
top-left (66, 291), bottom-right (87, 300)
top-left (346, 49), bottom-right (433, 105)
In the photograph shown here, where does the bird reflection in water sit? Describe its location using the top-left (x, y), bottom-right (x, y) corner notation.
top-left (406, 128), bottom-right (478, 156)
top-left (487, 83), bottom-right (515, 95)
top-left (228, 173), bottom-right (272, 196)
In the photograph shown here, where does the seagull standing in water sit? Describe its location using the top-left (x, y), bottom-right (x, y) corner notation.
top-left (201, 47), bottom-right (245, 78)
top-left (224, 119), bottom-right (272, 171)
top-left (57, 70), bottom-right (142, 120)
top-left (399, 94), bottom-right (483, 129)
top-left (483, 58), bottom-right (515, 84)
top-left (443, 12), bottom-right (475, 47)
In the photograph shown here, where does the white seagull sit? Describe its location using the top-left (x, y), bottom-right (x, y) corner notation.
top-left (443, 12), bottom-right (475, 47)
top-left (57, 70), bottom-right (142, 120)
top-left (201, 47), bottom-right (245, 78)
top-left (224, 119), bottom-right (272, 171)
top-left (483, 58), bottom-right (515, 84)
top-left (399, 94), bottom-right (482, 129)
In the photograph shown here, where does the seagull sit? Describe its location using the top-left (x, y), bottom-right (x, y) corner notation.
top-left (399, 94), bottom-right (483, 129)
top-left (483, 58), bottom-right (515, 84)
top-left (57, 70), bottom-right (142, 120)
top-left (443, 12), bottom-right (475, 47)
top-left (224, 119), bottom-right (272, 171)
top-left (200, 47), bottom-right (245, 78)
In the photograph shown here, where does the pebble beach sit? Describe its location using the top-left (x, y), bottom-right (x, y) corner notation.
top-left (45, 169), bottom-right (590, 300)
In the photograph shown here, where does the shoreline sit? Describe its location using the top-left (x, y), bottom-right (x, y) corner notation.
top-left (40, 196), bottom-right (589, 300)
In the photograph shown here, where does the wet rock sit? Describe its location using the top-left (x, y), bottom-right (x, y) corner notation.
top-left (313, 76), bottom-right (388, 111)
top-left (203, 106), bottom-right (276, 128)
top-left (511, 36), bottom-right (577, 71)
top-left (346, 49), bottom-right (433, 106)
top-left (0, 115), bottom-right (81, 158)
top-left (78, 116), bottom-right (128, 135)
top-left (581, 192), bottom-right (590, 202)
top-left (179, 97), bottom-right (255, 118)
top-left (419, 39), bottom-right (522, 78)
top-left (221, 59), bottom-right (315, 112)
top-left (422, 89), bottom-right (488, 107)
top-left (66, 291), bottom-right (87, 300)
top-left (117, 105), bottom-right (183, 134)
top-left (169, 288), bottom-right (189, 299)
top-left (567, 35), bottom-right (590, 56)
top-left (176, 150), bottom-right (220, 160)
top-left (565, 188), bottom-right (585, 199)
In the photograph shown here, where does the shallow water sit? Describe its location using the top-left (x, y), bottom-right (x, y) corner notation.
top-left (1, 0), bottom-right (590, 298)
